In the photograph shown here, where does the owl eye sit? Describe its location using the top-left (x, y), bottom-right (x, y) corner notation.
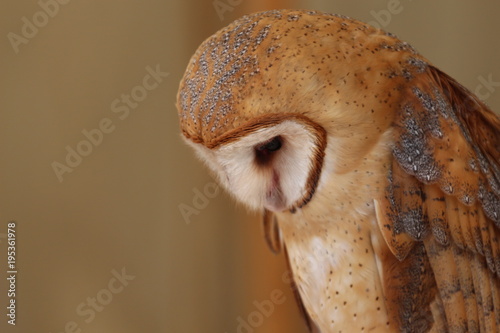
top-left (257, 136), bottom-right (282, 152)
top-left (255, 136), bottom-right (282, 165)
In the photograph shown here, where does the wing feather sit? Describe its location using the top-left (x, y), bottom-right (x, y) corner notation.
top-left (262, 209), bottom-right (282, 254)
top-left (377, 65), bottom-right (500, 331)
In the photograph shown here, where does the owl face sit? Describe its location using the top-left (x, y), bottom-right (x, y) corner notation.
top-left (183, 115), bottom-right (327, 212)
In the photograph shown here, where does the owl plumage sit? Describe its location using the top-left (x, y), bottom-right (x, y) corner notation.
top-left (177, 9), bottom-right (500, 332)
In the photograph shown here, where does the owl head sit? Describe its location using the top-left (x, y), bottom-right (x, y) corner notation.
top-left (176, 9), bottom-right (429, 213)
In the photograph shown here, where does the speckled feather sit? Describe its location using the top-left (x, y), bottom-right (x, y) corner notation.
top-left (177, 9), bottom-right (500, 333)
top-left (377, 64), bottom-right (500, 332)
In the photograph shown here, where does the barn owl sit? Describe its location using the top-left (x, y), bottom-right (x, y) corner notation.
top-left (177, 9), bottom-right (500, 332)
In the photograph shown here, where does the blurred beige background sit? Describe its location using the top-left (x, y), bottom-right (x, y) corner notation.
top-left (0, 1), bottom-right (498, 332)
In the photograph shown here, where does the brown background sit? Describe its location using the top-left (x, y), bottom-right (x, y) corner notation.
top-left (1, 1), bottom-right (499, 332)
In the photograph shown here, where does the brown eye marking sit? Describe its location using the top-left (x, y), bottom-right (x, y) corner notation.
top-left (255, 136), bottom-right (282, 165)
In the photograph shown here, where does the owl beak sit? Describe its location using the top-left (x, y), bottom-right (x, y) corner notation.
top-left (264, 170), bottom-right (287, 212)
top-left (264, 190), bottom-right (286, 212)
